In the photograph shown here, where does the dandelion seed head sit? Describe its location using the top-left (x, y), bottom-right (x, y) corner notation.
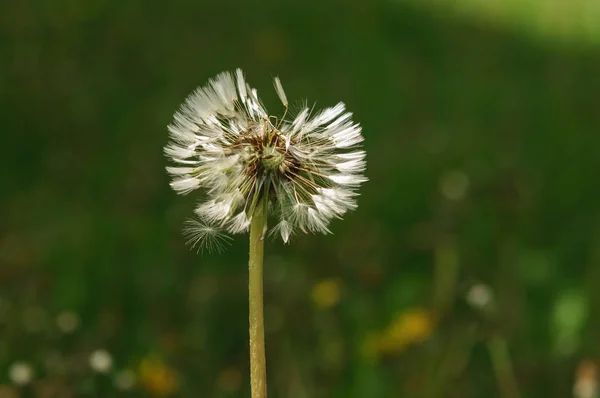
top-left (8, 362), bottom-right (34, 386)
top-left (89, 349), bottom-right (113, 373)
top-left (166, 69), bottom-right (366, 247)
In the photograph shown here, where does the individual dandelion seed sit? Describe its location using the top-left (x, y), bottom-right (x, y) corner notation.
top-left (164, 69), bottom-right (366, 398)
top-left (182, 219), bottom-right (232, 253)
top-left (165, 68), bottom-right (367, 246)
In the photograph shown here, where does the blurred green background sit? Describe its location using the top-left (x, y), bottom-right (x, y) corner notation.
top-left (2, 0), bottom-right (600, 397)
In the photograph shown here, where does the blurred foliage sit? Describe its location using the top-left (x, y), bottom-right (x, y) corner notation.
top-left (1, 0), bottom-right (600, 397)
top-left (406, 0), bottom-right (600, 46)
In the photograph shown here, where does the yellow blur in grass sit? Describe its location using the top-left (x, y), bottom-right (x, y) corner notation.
top-left (139, 355), bottom-right (179, 397)
top-left (311, 278), bottom-right (342, 309)
top-left (364, 308), bottom-right (435, 360)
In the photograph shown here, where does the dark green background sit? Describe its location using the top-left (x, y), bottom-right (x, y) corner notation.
top-left (2, 1), bottom-right (600, 397)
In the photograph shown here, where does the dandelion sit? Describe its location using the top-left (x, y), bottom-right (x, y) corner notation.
top-left (574, 360), bottom-right (598, 398)
top-left (165, 69), bottom-right (366, 246)
top-left (378, 308), bottom-right (435, 355)
top-left (165, 69), bottom-right (366, 398)
top-left (139, 356), bottom-right (178, 396)
top-left (311, 278), bottom-right (342, 310)
top-left (8, 361), bottom-right (34, 386)
top-left (466, 283), bottom-right (494, 310)
top-left (89, 349), bottom-right (113, 373)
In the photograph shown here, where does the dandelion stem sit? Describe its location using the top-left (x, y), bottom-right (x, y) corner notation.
top-left (249, 196), bottom-right (268, 398)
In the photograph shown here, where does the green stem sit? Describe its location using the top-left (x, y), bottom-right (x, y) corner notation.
top-left (249, 197), bottom-right (268, 398)
top-left (488, 335), bottom-right (520, 398)
top-left (433, 236), bottom-right (459, 314)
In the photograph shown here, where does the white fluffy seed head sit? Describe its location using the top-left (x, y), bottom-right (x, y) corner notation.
top-left (89, 350), bottom-right (113, 373)
top-left (165, 69), bottom-right (367, 248)
top-left (9, 362), bottom-right (34, 386)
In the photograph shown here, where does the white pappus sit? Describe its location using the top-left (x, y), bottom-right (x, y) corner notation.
top-left (165, 69), bottom-right (367, 250)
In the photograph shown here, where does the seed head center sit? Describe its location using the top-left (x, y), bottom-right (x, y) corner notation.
top-left (261, 145), bottom-right (285, 171)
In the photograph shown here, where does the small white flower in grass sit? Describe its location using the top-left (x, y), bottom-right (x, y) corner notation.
top-left (165, 69), bottom-right (367, 246)
top-left (9, 362), bottom-right (34, 386)
top-left (89, 349), bottom-right (113, 373)
top-left (466, 284), bottom-right (494, 309)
